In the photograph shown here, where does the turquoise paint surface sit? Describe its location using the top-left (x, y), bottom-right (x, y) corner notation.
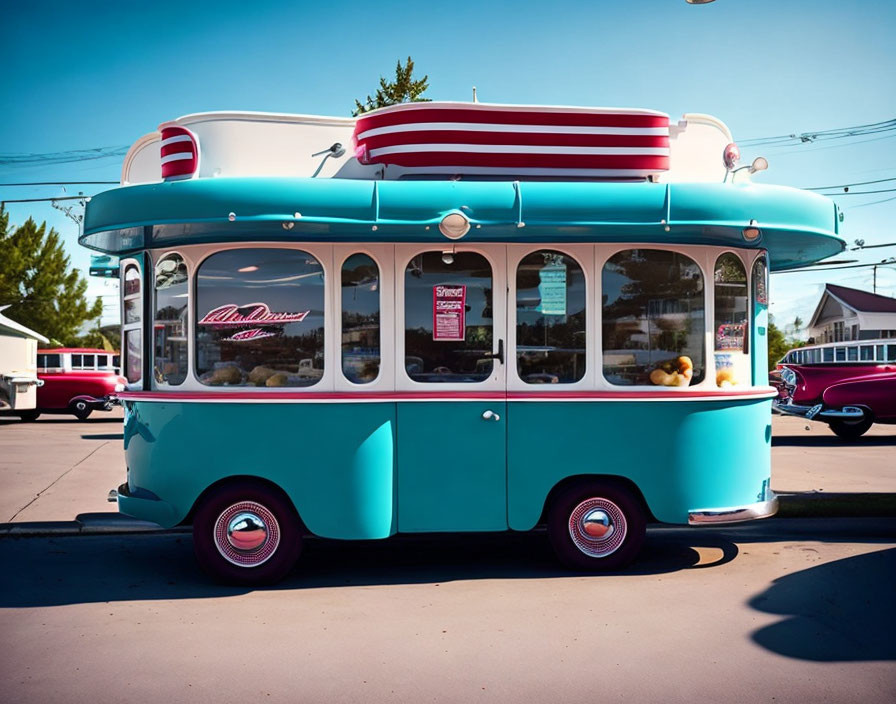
top-left (122, 396), bottom-right (771, 536)
top-left (82, 178), bottom-right (843, 269)
top-left (122, 401), bottom-right (397, 538)
top-left (506, 398), bottom-right (772, 528)
top-left (396, 402), bottom-right (507, 532)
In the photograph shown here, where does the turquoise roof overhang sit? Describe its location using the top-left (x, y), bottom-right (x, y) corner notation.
top-left (80, 177), bottom-right (844, 271)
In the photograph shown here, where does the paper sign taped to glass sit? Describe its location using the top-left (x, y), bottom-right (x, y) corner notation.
top-left (433, 285), bottom-right (466, 341)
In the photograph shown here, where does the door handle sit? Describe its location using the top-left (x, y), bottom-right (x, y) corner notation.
top-left (481, 410), bottom-right (501, 422)
top-left (480, 339), bottom-right (504, 365)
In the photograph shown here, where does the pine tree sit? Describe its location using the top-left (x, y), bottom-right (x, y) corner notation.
top-left (353, 57), bottom-right (430, 116)
top-left (0, 207), bottom-right (103, 344)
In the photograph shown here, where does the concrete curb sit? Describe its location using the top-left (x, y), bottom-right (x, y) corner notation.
top-left (2, 494), bottom-right (895, 538)
top-left (776, 492), bottom-right (896, 518)
top-left (0, 513), bottom-right (187, 537)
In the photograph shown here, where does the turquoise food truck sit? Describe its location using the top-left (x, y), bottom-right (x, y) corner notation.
top-left (81, 103), bottom-right (844, 584)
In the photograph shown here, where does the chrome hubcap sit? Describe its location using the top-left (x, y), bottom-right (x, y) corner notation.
top-left (213, 501), bottom-right (280, 567)
top-left (569, 497), bottom-right (627, 558)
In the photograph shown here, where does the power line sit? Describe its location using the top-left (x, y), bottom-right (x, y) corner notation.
top-left (819, 187), bottom-right (896, 196)
top-left (0, 195), bottom-right (89, 204)
top-left (740, 118), bottom-right (896, 147)
top-left (803, 177), bottom-right (896, 191)
top-left (850, 195), bottom-right (896, 208)
top-left (0, 145), bottom-right (128, 166)
top-left (775, 259), bottom-right (896, 274)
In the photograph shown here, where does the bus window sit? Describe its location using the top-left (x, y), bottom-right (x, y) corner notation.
top-left (195, 248), bottom-right (325, 387)
top-left (847, 346), bottom-right (858, 362)
top-left (516, 250), bottom-right (586, 384)
top-left (835, 347), bottom-right (846, 362)
top-left (122, 263), bottom-right (142, 384)
top-left (877, 345), bottom-right (886, 361)
top-left (341, 253), bottom-right (380, 384)
top-left (404, 251), bottom-right (493, 383)
top-left (154, 253), bottom-right (189, 386)
top-left (860, 345), bottom-right (874, 361)
top-left (888, 345), bottom-right (896, 362)
top-left (713, 254), bottom-right (749, 388)
top-left (823, 347), bottom-right (834, 362)
top-left (602, 249), bottom-right (705, 386)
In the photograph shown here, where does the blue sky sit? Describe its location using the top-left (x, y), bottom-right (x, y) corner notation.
top-left (3, 0), bottom-right (895, 330)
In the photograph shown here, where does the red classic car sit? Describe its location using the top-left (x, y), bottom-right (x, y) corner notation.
top-left (18, 348), bottom-right (126, 421)
top-left (773, 362), bottom-right (896, 439)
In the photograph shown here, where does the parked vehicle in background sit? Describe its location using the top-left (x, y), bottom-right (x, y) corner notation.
top-left (773, 361), bottom-right (896, 439)
top-left (24, 348), bottom-right (126, 420)
top-left (776, 338), bottom-right (896, 368)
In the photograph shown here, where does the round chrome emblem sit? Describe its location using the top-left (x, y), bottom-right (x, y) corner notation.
top-left (568, 497), bottom-right (627, 558)
top-left (213, 501), bottom-right (280, 567)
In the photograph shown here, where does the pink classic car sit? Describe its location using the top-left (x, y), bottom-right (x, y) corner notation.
top-left (773, 362), bottom-right (896, 439)
top-left (20, 348), bottom-right (127, 421)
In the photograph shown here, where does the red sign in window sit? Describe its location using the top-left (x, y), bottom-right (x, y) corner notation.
top-left (432, 285), bottom-right (466, 341)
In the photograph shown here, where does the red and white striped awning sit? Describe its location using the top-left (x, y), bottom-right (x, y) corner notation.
top-left (159, 123), bottom-right (200, 181)
top-left (352, 102), bottom-right (670, 178)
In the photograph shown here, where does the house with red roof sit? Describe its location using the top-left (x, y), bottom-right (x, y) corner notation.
top-left (807, 283), bottom-right (896, 343)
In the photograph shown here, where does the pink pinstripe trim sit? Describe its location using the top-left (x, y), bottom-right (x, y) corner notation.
top-left (118, 388), bottom-right (776, 402)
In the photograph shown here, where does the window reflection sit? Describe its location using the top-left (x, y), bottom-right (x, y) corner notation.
top-left (154, 254), bottom-right (189, 386)
top-left (602, 249), bottom-right (705, 386)
top-left (122, 263), bottom-right (142, 384)
top-left (196, 248), bottom-right (325, 387)
top-left (405, 251), bottom-right (493, 383)
top-left (714, 253), bottom-right (748, 388)
top-left (342, 253), bottom-right (380, 384)
top-left (516, 250), bottom-right (586, 384)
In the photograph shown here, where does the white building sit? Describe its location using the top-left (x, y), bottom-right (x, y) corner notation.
top-left (0, 306), bottom-right (49, 412)
top-left (807, 284), bottom-right (896, 343)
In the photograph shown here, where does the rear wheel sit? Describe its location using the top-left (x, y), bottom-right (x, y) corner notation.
top-left (71, 400), bottom-right (92, 420)
top-left (192, 481), bottom-right (302, 586)
top-left (548, 480), bottom-right (646, 572)
top-left (829, 411), bottom-right (873, 440)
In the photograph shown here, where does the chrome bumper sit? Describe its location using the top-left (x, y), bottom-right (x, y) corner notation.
top-left (688, 492), bottom-right (778, 525)
top-left (772, 399), bottom-right (865, 421)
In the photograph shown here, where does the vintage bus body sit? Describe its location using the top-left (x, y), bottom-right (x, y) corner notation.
top-left (81, 104), bottom-right (844, 584)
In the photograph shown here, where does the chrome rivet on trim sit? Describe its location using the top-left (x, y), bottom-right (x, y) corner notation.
top-left (372, 225), bottom-right (378, 231)
top-left (517, 222), bottom-right (525, 228)
top-left (282, 222), bottom-right (294, 230)
top-left (294, 212), bottom-right (302, 218)
top-left (228, 212), bottom-right (236, 222)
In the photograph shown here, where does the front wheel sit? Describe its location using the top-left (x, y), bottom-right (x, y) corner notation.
top-left (192, 481), bottom-right (303, 586)
top-left (71, 400), bottom-right (92, 420)
top-left (548, 481), bottom-right (646, 572)
top-left (829, 411), bottom-right (873, 440)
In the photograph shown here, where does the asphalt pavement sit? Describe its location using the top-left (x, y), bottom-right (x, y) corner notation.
top-left (0, 409), bottom-right (894, 536)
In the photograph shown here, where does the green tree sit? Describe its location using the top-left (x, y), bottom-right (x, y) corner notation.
top-left (0, 207), bottom-right (103, 345)
top-left (353, 56), bottom-right (430, 116)
top-left (767, 320), bottom-right (789, 371)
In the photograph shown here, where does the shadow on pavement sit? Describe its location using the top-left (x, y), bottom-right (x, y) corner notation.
top-left (772, 434), bottom-right (896, 447)
top-left (2, 519), bottom-right (893, 608)
top-left (80, 433), bottom-right (124, 441)
top-left (0, 529), bottom-right (738, 608)
top-left (750, 547), bottom-right (896, 661)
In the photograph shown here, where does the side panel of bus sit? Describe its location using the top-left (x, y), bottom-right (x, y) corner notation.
top-left (123, 400), bottom-right (398, 538)
top-left (506, 398), bottom-right (772, 528)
